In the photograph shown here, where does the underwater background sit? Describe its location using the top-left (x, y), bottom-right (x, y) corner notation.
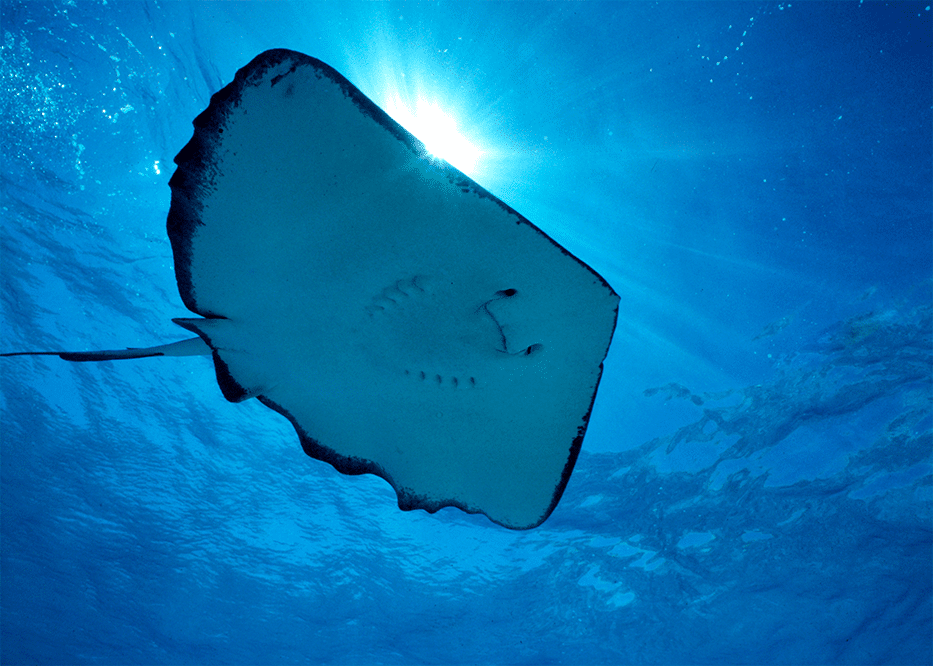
top-left (1, 2), bottom-right (930, 664)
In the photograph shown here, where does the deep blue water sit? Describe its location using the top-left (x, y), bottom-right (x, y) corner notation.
top-left (1, 2), bottom-right (931, 664)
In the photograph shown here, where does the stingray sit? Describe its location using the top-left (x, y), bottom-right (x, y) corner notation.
top-left (3, 50), bottom-right (619, 529)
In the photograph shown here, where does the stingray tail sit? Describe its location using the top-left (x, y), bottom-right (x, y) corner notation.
top-left (0, 337), bottom-right (211, 362)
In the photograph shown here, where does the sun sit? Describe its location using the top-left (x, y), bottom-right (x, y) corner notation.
top-left (384, 96), bottom-right (481, 176)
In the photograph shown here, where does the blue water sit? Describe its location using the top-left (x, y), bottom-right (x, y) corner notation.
top-left (2, 2), bottom-right (931, 664)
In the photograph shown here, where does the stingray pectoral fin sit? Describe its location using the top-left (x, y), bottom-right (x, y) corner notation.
top-left (0, 336), bottom-right (210, 362)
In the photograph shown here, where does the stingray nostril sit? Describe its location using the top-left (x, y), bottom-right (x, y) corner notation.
top-left (524, 343), bottom-right (544, 356)
top-left (498, 288), bottom-right (518, 297)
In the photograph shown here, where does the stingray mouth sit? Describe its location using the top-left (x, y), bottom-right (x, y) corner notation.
top-left (480, 289), bottom-right (544, 357)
